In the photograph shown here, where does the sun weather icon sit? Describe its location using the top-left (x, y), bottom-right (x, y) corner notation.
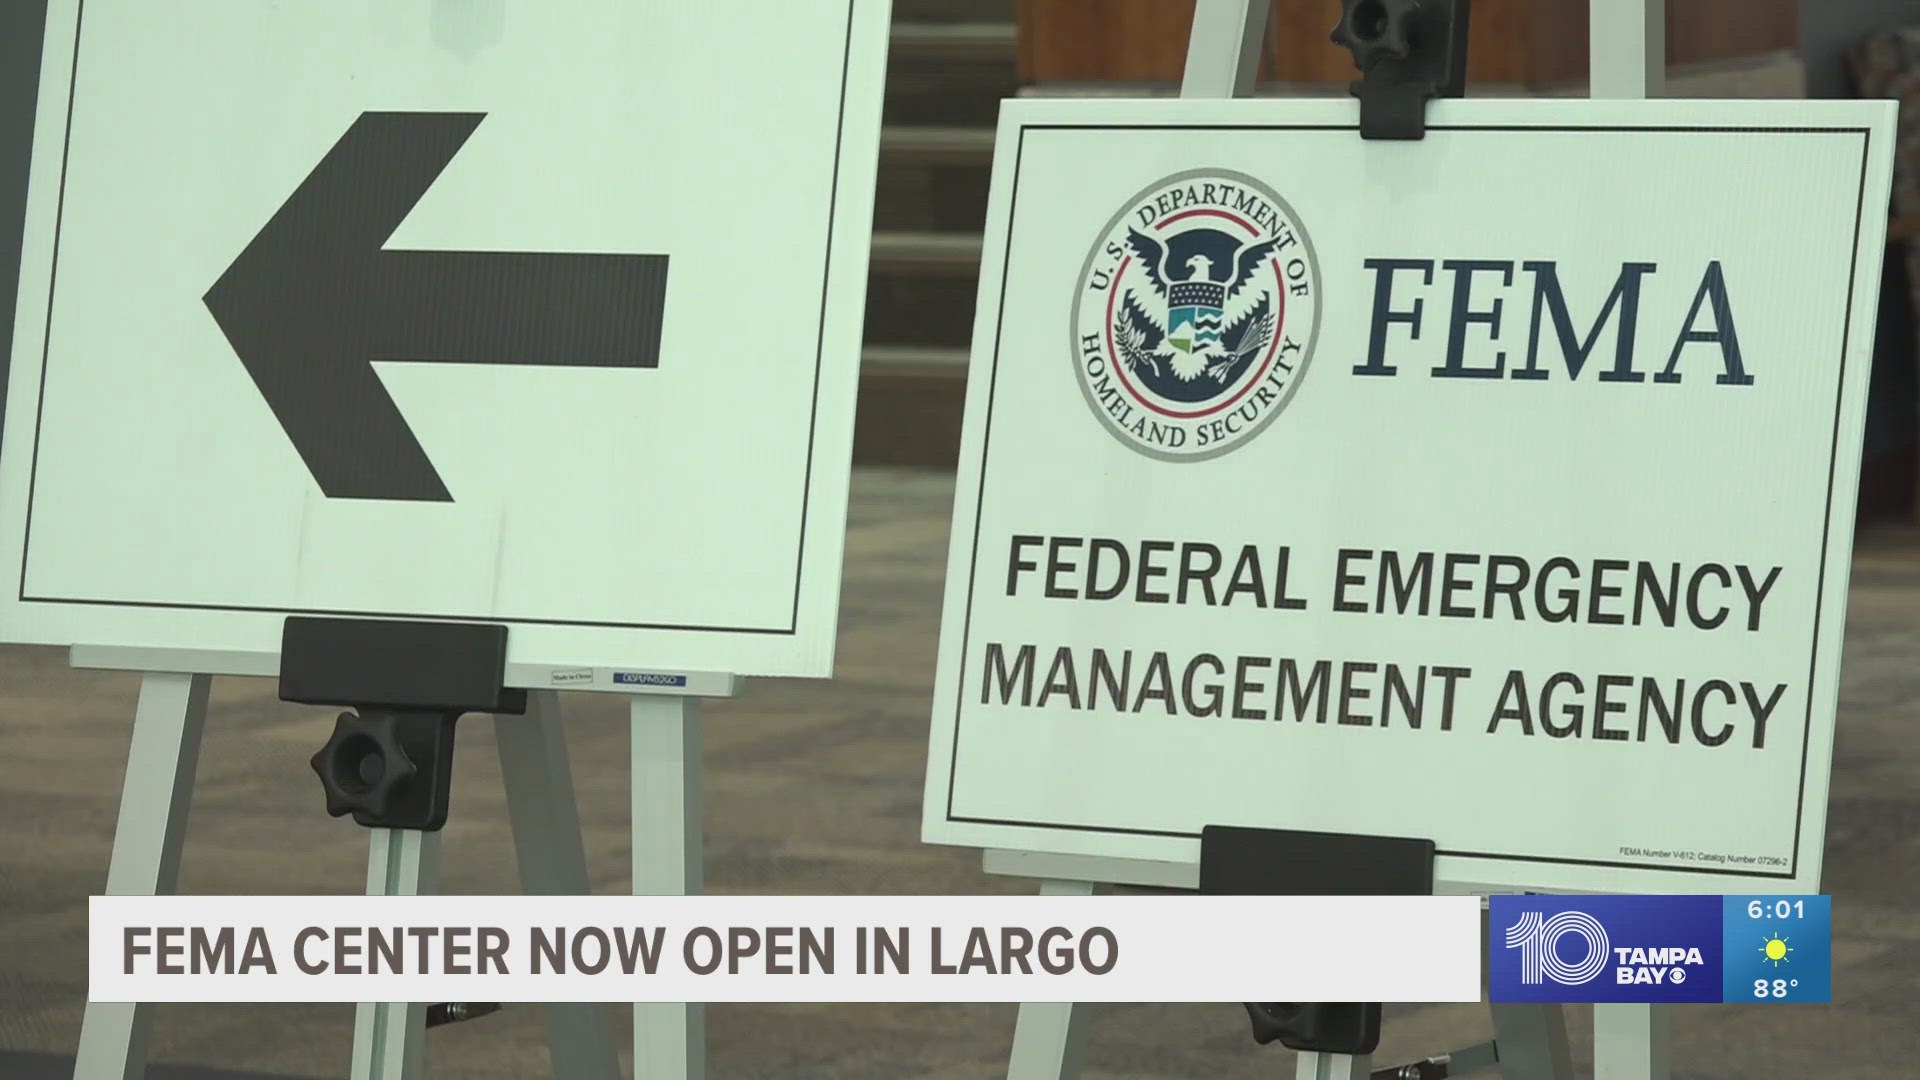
top-left (1759, 933), bottom-right (1793, 968)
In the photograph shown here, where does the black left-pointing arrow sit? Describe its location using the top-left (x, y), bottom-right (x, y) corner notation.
top-left (204, 111), bottom-right (669, 502)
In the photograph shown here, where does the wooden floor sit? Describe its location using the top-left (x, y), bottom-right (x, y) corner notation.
top-left (1, 468), bottom-right (1917, 1079)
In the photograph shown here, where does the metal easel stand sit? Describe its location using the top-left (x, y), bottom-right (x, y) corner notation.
top-left (1587, 5), bottom-right (1667, 1075)
top-left (992, 1), bottom-right (1595, 1077)
top-left (630, 688), bottom-right (706, 1080)
top-left (68, 621), bottom-right (731, 1080)
top-left (996, 849), bottom-right (1574, 1080)
top-left (71, 670), bottom-right (211, 1080)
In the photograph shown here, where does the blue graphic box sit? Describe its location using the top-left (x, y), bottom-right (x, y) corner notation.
top-left (1490, 896), bottom-right (1724, 1003)
top-left (1489, 895), bottom-right (1831, 1004)
top-left (1722, 896), bottom-right (1832, 1004)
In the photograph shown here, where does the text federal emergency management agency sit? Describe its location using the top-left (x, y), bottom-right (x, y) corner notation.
top-left (982, 537), bottom-right (1788, 749)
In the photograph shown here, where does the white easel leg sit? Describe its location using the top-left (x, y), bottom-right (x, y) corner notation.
top-left (1180, 0), bottom-right (1271, 98)
top-left (1590, 0), bottom-right (1666, 99)
top-left (1006, 879), bottom-right (1097, 1080)
top-left (1588, 2), bottom-right (1669, 1073)
top-left (1294, 1052), bottom-right (1370, 1080)
top-left (631, 695), bottom-right (702, 1080)
top-left (1593, 1005), bottom-right (1669, 1080)
top-left (72, 672), bottom-right (211, 1080)
top-left (1490, 1003), bottom-right (1574, 1080)
top-left (496, 692), bottom-right (621, 1080)
top-left (351, 829), bottom-right (443, 1080)
top-left (1000, 6), bottom-right (1290, 1080)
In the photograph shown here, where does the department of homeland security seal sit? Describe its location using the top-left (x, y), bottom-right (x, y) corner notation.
top-left (1071, 170), bottom-right (1320, 460)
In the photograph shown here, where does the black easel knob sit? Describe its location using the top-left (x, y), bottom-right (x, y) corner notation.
top-left (311, 711), bottom-right (420, 822)
top-left (1329, 0), bottom-right (1470, 140)
top-left (1331, 0), bottom-right (1420, 70)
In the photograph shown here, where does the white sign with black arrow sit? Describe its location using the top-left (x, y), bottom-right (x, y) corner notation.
top-left (1, 0), bottom-right (888, 677)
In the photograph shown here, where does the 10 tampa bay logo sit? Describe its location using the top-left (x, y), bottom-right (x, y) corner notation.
top-left (1071, 170), bottom-right (1321, 460)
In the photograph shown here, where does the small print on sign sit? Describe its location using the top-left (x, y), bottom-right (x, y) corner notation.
top-left (614, 672), bottom-right (689, 688)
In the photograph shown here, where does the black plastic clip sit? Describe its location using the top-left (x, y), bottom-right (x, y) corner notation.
top-left (282, 617), bottom-right (526, 831)
top-left (1331, 0), bottom-right (1472, 140)
top-left (1199, 825), bottom-right (1437, 1056)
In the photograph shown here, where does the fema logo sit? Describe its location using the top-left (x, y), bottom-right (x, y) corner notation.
top-left (1071, 170), bottom-right (1320, 460)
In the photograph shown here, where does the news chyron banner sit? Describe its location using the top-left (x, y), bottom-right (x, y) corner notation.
top-left (923, 97), bottom-right (1898, 895)
top-left (90, 893), bottom-right (1830, 1005)
top-left (1490, 895), bottom-right (1832, 1004)
top-left (91, 895), bottom-right (1484, 1004)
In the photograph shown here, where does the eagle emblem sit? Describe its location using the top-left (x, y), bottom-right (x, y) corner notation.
top-left (1118, 226), bottom-right (1278, 397)
top-left (1070, 170), bottom-right (1321, 461)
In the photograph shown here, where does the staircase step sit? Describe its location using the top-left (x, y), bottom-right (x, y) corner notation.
top-left (855, 347), bottom-right (969, 469)
top-left (890, 21), bottom-right (1018, 62)
top-left (873, 125), bottom-right (994, 232)
top-left (885, 77), bottom-right (1017, 126)
top-left (866, 232), bottom-right (983, 350)
top-left (870, 230), bottom-right (984, 277)
top-left (873, 163), bottom-right (991, 232)
top-left (853, 5), bottom-right (1012, 469)
top-left (884, 21), bottom-right (1019, 126)
top-left (881, 124), bottom-right (997, 165)
top-left (862, 344), bottom-right (970, 374)
top-left (890, 0), bottom-right (1015, 23)
top-left (864, 271), bottom-right (978, 351)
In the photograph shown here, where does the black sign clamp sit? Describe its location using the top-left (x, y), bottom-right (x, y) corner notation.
top-left (1201, 826), bottom-right (1542, 1077)
top-left (282, 616), bottom-right (527, 831)
top-left (1331, 0), bottom-right (1473, 140)
top-left (1199, 825), bottom-right (1437, 1057)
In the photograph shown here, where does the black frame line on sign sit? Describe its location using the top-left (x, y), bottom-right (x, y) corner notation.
top-left (12, 0), bottom-right (863, 638)
top-left (945, 120), bottom-right (1877, 882)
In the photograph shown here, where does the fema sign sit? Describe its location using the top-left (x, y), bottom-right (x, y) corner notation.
top-left (0, 0), bottom-right (888, 677)
top-left (923, 98), bottom-right (1897, 894)
top-left (1070, 170), bottom-right (1320, 459)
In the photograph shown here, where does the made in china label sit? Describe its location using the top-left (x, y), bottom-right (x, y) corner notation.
top-left (1070, 170), bottom-right (1321, 460)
